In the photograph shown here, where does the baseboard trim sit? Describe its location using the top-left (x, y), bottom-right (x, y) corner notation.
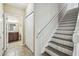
top-left (24, 44), bottom-right (34, 56)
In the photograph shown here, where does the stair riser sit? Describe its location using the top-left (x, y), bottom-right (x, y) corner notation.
top-left (57, 29), bottom-right (74, 31)
top-left (67, 10), bottom-right (78, 13)
top-left (60, 22), bottom-right (76, 24)
top-left (48, 43), bottom-right (72, 55)
top-left (60, 21), bottom-right (76, 23)
top-left (42, 8), bottom-right (78, 56)
top-left (64, 14), bottom-right (77, 17)
top-left (51, 38), bottom-right (73, 47)
top-left (59, 24), bottom-right (75, 26)
top-left (59, 23), bottom-right (75, 25)
top-left (67, 11), bottom-right (78, 14)
top-left (54, 34), bottom-right (72, 40)
top-left (59, 25), bottom-right (75, 27)
top-left (60, 19), bottom-right (76, 22)
top-left (55, 33), bottom-right (72, 35)
top-left (45, 49), bottom-right (58, 56)
top-left (58, 27), bottom-right (75, 30)
top-left (66, 13), bottom-right (78, 15)
top-left (65, 15), bottom-right (77, 17)
top-left (64, 17), bottom-right (77, 19)
top-left (42, 52), bottom-right (50, 56)
top-left (56, 31), bottom-right (73, 35)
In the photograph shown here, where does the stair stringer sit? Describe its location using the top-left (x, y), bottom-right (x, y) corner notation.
top-left (41, 32), bottom-right (55, 54)
top-left (42, 7), bottom-right (78, 56)
top-left (41, 7), bottom-right (68, 55)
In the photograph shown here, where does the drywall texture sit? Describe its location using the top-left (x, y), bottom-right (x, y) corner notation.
top-left (24, 3), bottom-right (34, 52)
top-left (0, 3), bottom-right (3, 55)
top-left (34, 3), bottom-right (59, 55)
top-left (73, 5), bottom-right (79, 56)
top-left (67, 3), bottom-right (78, 10)
top-left (58, 3), bottom-right (67, 21)
top-left (34, 3), bottom-right (67, 55)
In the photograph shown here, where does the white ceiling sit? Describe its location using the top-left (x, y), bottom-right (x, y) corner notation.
top-left (6, 3), bottom-right (28, 10)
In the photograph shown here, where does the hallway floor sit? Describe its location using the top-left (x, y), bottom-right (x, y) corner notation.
top-left (4, 41), bottom-right (33, 56)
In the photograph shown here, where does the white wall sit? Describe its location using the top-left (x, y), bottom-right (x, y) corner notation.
top-left (0, 3), bottom-right (4, 55)
top-left (72, 3), bottom-right (79, 56)
top-left (7, 15), bottom-right (19, 32)
top-left (35, 4), bottom-right (58, 33)
top-left (34, 3), bottom-right (58, 55)
top-left (66, 3), bottom-right (78, 11)
top-left (24, 3), bottom-right (34, 52)
top-left (73, 11), bottom-right (79, 55)
top-left (25, 3), bottom-right (33, 15)
top-left (58, 3), bottom-right (67, 21)
top-left (34, 3), bottom-right (67, 55)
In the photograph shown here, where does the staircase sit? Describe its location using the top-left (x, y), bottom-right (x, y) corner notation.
top-left (42, 8), bottom-right (78, 56)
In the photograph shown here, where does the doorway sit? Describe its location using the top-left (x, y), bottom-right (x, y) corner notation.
top-left (8, 23), bottom-right (19, 43)
top-left (1, 3), bottom-right (34, 56)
